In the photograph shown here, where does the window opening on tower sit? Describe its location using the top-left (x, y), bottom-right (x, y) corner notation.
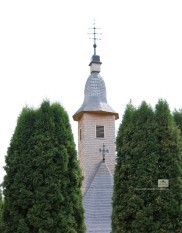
top-left (96, 125), bottom-right (104, 138)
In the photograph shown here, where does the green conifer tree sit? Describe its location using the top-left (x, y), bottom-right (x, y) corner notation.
top-left (3, 101), bottom-right (85, 233)
top-left (112, 100), bottom-right (182, 232)
top-left (112, 101), bottom-right (159, 232)
top-left (112, 102), bottom-right (136, 232)
top-left (154, 99), bottom-right (182, 232)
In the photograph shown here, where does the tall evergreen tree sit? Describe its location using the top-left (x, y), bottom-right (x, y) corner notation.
top-left (112, 101), bottom-right (158, 232)
top-left (3, 101), bottom-right (85, 233)
top-left (154, 99), bottom-right (182, 232)
top-left (112, 102), bottom-right (136, 232)
top-left (112, 100), bottom-right (182, 232)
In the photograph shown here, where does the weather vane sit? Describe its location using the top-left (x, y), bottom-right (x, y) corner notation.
top-left (88, 20), bottom-right (102, 55)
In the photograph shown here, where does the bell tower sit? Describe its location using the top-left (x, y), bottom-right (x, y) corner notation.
top-left (73, 53), bottom-right (119, 195)
top-left (73, 24), bottom-right (119, 232)
top-left (73, 24), bottom-right (119, 195)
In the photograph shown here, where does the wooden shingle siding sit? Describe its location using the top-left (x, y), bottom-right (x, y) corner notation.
top-left (78, 113), bottom-right (116, 196)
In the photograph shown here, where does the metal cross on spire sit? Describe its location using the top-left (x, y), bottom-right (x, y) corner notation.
top-left (88, 20), bottom-right (101, 55)
top-left (99, 143), bottom-right (109, 163)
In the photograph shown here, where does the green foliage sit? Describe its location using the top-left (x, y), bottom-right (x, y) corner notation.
top-left (112, 100), bottom-right (182, 233)
top-left (3, 100), bottom-right (85, 233)
top-left (154, 100), bottom-right (182, 232)
top-left (173, 109), bottom-right (182, 136)
top-left (0, 186), bottom-right (3, 232)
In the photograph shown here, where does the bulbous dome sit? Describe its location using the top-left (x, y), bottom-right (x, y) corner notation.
top-left (84, 73), bottom-right (107, 102)
top-left (73, 57), bottom-right (119, 121)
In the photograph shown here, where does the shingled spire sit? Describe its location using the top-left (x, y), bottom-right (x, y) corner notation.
top-left (73, 23), bottom-right (118, 121)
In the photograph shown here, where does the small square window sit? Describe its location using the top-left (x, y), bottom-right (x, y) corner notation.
top-left (96, 125), bottom-right (104, 138)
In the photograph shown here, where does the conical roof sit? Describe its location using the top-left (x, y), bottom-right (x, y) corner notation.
top-left (83, 161), bottom-right (113, 233)
top-left (73, 56), bottom-right (119, 121)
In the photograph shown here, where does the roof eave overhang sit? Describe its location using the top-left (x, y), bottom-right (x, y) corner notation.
top-left (73, 110), bottom-right (119, 121)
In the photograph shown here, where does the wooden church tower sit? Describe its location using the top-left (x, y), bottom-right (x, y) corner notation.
top-left (73, 26), bottom-right (119, 232)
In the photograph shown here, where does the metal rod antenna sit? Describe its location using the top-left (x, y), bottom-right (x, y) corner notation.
top-left (88, 20), bottom-right (102, 55)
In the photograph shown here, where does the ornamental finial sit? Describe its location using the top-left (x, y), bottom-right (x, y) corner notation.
top-left (88, 20), bottom-right (101, 55)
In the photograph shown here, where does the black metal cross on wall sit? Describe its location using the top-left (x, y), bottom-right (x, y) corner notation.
top-left (99, 143), bottom-right (109, 163)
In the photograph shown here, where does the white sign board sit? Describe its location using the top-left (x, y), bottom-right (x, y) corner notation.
top-left (158, 179), bottom-right (169, 188)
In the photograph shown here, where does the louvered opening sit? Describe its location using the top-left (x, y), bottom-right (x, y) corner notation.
top-left (96, 125), bottom-right (104, 138)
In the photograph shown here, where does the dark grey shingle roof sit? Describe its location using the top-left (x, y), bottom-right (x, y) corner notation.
top-left (83, 162), bottom-right (113, 233)
top-left (73, 72), bottom-right (119, 121)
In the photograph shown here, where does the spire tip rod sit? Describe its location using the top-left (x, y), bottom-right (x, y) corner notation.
top-left (88, 20), bottom-right (101, 55)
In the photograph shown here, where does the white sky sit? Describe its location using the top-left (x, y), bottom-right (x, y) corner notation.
top-left (0, 0), bottom-right (182, 185)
